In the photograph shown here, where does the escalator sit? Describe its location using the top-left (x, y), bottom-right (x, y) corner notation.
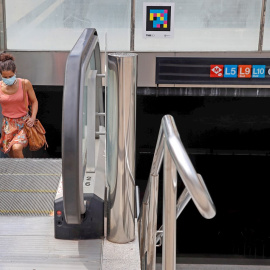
top-left (0, 28), bottom-right (106, 268)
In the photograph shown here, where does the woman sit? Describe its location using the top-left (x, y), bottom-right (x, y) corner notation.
top-left (0, 53), bottom-right (38, 158)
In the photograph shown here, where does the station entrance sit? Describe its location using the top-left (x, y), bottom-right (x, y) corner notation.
top-left (2, 29), bottom-right (270, 266)
top-left (137, 93), bottom-right (270, 261)
top-left (136, 56), bottom-right (270, 263)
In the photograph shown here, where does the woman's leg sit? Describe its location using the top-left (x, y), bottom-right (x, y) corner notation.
top-left (11, 144), bottom-right (24, 158)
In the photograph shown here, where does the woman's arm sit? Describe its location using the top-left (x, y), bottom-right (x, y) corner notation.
top-left (25, 79), bottom-right (38, 127)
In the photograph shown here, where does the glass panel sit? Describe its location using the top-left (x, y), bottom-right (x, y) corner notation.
top-left (82, 53), bottom-right (96, 170)
top-left (6, 0), bottom-right (131, 51)
top-left (89, 52), bottom-right (96, 70)
top-left (135, 0), bottom-right (262, 51)
top-left (263, 1), bottom-right (270, 50)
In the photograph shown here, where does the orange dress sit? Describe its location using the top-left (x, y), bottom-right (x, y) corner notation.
top-left (0, 79), bottom-right (29, 153)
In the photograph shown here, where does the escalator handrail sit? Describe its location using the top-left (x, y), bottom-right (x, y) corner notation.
top-left (62, 28), bottom-right (99, 224)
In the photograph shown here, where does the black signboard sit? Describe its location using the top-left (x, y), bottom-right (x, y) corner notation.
top-left (156, 57), bottom-right (270, 85)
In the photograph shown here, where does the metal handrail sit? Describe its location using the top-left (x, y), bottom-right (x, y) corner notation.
top-left (138, 115), bottom-right (216, 270)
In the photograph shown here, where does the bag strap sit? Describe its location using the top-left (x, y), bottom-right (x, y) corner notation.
top-left (22, 79), bottom-right (29, 114)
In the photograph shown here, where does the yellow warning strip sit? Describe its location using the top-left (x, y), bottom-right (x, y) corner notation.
top-left (0, 189), bottom-right (56, 193)
top-left (0, 209), bottom-right (53, 214)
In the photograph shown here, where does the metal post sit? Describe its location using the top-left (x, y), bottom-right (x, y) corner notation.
top-left (130, 0), bottom-right (136, 51)
top-left (139, 201), bottom-right (147, 262)
top-left (0, 0), bottom-right (7, 51)
top-left (156, 187), bottom-right (191, 246)
top-left (163, 143), bottom-right (177, 270)
top-left (106, 53), bottom-right (138, 243)
top-left (258, 0), bottom-right (267, 52)
top-left (147, 174), bottom-right (159, 270)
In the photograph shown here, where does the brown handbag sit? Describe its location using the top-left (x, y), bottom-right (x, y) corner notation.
top-left (22, 79), bottom-right (48, 151)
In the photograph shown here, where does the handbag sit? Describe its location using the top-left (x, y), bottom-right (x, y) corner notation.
top-left (22, 79), bottom-right (48, 151)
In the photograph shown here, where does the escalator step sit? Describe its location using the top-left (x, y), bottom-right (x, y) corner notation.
top-left (0, 159), bottom-right (61, 216)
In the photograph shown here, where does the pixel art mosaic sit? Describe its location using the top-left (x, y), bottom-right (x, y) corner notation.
top-left (146, 6), bottom-right (171, 31)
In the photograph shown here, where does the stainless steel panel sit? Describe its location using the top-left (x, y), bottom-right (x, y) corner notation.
top-left (7, 51), bottom-right (69, 85)
top-left (137, 52), bottom-right (174, 87)
top-left (136, 52), bottom-right (270, 88)
top-left (106, 53), bottom-right (137, 243)
top-left (4, 51), bottom-right (270, 88)
top-left (102, 51), bottom-right (270, 88)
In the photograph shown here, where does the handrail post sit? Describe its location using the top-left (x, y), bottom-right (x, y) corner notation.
top-left (139, 201), bottom-right (147, 266)
top-left (147, 174), bottom-right (159, 270)
top-left (163, 143), bottom-right (177, 270)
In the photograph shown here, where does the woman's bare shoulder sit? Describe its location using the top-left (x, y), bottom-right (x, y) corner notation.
top-left (21, 79), bottom-right (33, 89)
top-left (22, 78), bottom-right (32, 84)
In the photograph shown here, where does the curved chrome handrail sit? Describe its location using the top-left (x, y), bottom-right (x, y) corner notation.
top-left (62, 28), bottom-right (100, 224)
top-left (163, 115), bottom-right (216, 219)
top-left (138, 115), bottom-right (216, 270)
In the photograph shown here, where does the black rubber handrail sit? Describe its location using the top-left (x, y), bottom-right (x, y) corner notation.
top-left (62, 28), bottom-right (100, 224)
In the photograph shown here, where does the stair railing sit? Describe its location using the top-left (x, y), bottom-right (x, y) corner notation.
top-left (137, 115), bottom-right (216, 270)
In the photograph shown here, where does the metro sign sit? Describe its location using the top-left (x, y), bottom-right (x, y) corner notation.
top-left (238, 65), bottom-right (252, 78)
top-left (210, 65), bottom-right (223, 77)
top-left (224, 65), bottom-right (238, 78)
top-left (252, 65), bottom-right (266, 78)
top-left (209, 64), bottom-right (269, 79)
top-left (156, 57), bottom-right (270, 85)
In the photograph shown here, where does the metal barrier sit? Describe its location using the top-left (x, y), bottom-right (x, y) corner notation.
top-left (137, 115), bottom-right (216, 270)
top-left (106, 53), bottom-right (137, 243)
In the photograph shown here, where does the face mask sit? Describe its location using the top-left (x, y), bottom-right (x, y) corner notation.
top-left (2, 75), bottom-right (16, 86)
